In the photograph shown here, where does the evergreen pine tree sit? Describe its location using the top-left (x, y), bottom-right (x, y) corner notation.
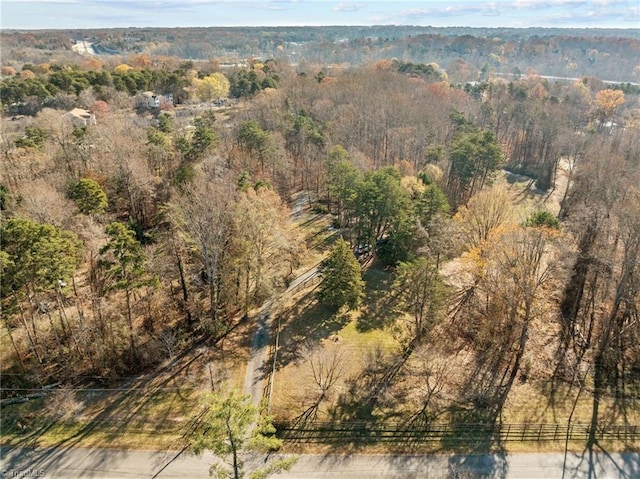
top-left (318, 238), bottom-right (364, 310)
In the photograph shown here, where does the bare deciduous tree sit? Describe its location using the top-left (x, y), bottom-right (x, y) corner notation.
top-left (293, 342), bottom-right (345, 425)
top-left (170, 173), bottom-right (235, 329)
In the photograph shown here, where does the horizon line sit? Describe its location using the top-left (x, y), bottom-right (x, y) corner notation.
top-left (3, 24), bottom-right (639, 31)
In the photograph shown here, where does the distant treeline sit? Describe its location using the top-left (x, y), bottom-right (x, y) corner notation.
top-left (2, 26), bottom-right (639, 83)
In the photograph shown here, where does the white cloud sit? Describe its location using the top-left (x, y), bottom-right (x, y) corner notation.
top-left (333, 2), bottom-right (367, 13)
top-left (3, 0), bottom-right (638, 29)
top-left (3, 0), bottom-right (77, 3)
top-left (512, 0), bottom-right (584, 7)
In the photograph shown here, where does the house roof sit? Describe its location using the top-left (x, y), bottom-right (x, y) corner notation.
top-left (63, 108), bottom-right (94, 120)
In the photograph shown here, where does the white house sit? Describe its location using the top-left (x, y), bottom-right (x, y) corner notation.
top-left (140, 91), bottom-right (160, 108)
top-left (137, 92), bottom-right (174, 109)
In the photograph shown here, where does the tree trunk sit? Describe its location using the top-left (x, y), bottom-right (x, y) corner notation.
top-left (209, 272), bottom-right (218, 326)
top-left (25, 288), bottom-right (40, 347)
top-left (46, 309), bottom-right (64, 360)
top-left (174, 243), bottom-right (192, 325)
top-left (2, 315), bottom-right (26, 371)
top-left (125, 288), bottom-right (137, 361)
top-left (244, 264), bottom-right (251, 316)
top-left (18, 299), bottom-right (42, 364)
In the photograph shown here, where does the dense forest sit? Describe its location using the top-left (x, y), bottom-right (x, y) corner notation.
top-left (1, 27), bottom-right (639, 454)
top-left (2, 26), bottom-right (640, 83)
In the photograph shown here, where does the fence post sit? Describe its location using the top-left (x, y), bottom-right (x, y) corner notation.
top-left (275, 421), bottom-right (638, 446)
top-left (267, 315), bottom-right (281, 413)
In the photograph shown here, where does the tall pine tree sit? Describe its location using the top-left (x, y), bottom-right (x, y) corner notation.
top-left (318, 238), bottom-right (364, 311)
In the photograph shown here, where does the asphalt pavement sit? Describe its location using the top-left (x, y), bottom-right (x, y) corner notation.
top-left (2, 446), bottom-right (639, 478)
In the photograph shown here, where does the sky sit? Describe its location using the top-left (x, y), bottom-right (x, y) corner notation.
top-left (1, 0), bottom-right (639, 30)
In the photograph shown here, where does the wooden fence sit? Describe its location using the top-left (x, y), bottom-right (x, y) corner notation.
top-left (275, 421), bottom-right (640, 445)
top-left (287, 271), bottom-right (322, 295)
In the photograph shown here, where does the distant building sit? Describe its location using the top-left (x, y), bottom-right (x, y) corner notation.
top-left (160, 93), bottom-right (174, 109)
top-left (139, 91), bottom-right (160, 108)
top-left (137, 91), bottom-right (174, 109)
top-left (62, 108), bottom-right (96, 127)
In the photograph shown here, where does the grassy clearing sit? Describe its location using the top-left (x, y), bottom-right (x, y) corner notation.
top-left (1, 395), bottom-right (189, 450)
top-left (268, 174), bottom-right (640, 454)
top-left (499, 166), bottom-right (567, 219)
top-left (270, 258), bottom-right (401, 423)
top-left (503, 380), bottom-right (640, 427)
top-left (1, 376), bottom-right (202, 449)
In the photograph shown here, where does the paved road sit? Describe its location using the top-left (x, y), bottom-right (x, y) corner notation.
top-left (242, 191), bottom-right (319, 408)
top-left (243, 300), bottom-right (274, 408)
top-left (241, 262), bottom-right (321, 409)
top-left (2, 446), bottom-right (639, 478)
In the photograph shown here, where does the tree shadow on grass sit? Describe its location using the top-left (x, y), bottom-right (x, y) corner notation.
top-left (1, 331), bottom-right (238, 476)
top-left (611, 370), bottom-right (640, 438)
top-left (356, 262), bottom-right (400, 333)
top-left (275, 289), bottom-right (351, 371)
top-left (439, 331), bottom-right (516, 478)
top-left (1, 401), bottom-right (56, 449)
